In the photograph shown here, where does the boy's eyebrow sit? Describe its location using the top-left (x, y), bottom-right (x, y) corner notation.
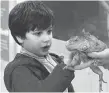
top-left (32, 28), bottom-right (53, 33)
top-left (46, 26), bottom-right (53, 30)
top-left (33, 25), bottom-right (53, 32)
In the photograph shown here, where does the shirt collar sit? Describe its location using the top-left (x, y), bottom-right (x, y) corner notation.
top-left (20, 47), bottom-right (56, 66)
top-left (20, 47), bottom-right (47, 60)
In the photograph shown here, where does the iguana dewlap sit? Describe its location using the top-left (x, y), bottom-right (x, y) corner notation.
top-left (66, 30), bottom-right (107, 92)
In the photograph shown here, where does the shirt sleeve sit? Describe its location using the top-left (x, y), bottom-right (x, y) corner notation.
top-left (12, 63), bottom-right (75, 92)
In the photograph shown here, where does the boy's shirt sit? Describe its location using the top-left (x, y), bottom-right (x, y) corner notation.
top-left (20, 47), bottom-right (57, 73)
top-left (20, 47), bottom-right (68, 92)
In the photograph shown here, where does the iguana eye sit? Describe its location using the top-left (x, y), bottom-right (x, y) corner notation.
top-left (82, 45), bottom-right (88, 51)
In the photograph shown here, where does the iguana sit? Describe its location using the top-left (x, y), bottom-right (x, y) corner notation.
top-left (66, 29), bottom-right (108, 92)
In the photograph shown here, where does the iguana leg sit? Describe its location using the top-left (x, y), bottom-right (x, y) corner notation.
top-left (90, 65), bottom-right (107, 92)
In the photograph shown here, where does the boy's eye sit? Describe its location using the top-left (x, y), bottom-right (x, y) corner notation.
top-left (33, 32), bottom-right (42, 36)
top-left (47, 30), bottom-right (52, 34)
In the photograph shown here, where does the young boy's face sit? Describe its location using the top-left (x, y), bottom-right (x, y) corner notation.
top-left (22, 26), bottom-right (53, 57)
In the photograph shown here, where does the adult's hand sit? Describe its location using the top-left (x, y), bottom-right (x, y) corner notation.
top-left (87, 48), bottom-right (109, 64)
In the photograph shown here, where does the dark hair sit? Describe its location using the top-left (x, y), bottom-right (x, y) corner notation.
top-left (9, 1), bottom-right (54, 45)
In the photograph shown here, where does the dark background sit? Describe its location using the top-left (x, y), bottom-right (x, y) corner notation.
top-left (43, 1), bottom-right (108, 42)
top-left (1, 1), bottom-right (108, 42)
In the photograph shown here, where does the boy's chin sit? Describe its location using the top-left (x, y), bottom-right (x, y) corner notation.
top-left (42, 51), bottom-right (49, 56)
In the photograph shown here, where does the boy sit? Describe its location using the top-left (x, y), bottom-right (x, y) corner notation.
top-left (4, 1), bottom-right (93, 92)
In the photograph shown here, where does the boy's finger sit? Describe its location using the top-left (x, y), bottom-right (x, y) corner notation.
top-left (67, 66), bottom-right (75, 71)
top-left (73, 60), bottom-right (94, 70)
top-left (63, 66), bottom-right (75, 71)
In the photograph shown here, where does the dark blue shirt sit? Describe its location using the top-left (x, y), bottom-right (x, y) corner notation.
top-left (4, 53), bottom-right (75, 92)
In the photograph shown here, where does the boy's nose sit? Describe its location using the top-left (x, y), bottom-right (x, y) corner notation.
top-left (42, 34), bottom-right (50, 42)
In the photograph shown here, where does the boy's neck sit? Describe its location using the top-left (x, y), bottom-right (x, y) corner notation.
top-left (20, 47), bottom-right (47, 59)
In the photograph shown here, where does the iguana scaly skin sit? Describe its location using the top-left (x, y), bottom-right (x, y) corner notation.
top-left (66, 30), bottom-right (107, 92)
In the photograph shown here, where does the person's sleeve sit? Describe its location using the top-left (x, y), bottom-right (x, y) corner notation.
top-left (12, 63), bottom-right (75, 92)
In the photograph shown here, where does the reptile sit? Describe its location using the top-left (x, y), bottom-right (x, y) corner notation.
top-left (66, 29), bottom-right (107, 92)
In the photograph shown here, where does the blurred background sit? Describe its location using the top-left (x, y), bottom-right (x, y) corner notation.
top-left (0, 0), bottom-right (109, 92)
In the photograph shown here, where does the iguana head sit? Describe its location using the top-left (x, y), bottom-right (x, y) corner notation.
top-left (66, 29), bottom-right (107, 53)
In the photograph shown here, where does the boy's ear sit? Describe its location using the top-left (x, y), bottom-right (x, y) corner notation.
top-left (16, 36), bottom-right (24, 44)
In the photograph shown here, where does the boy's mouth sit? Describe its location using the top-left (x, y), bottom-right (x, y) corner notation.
top-left (42, 45), bottom-right (50, 51)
